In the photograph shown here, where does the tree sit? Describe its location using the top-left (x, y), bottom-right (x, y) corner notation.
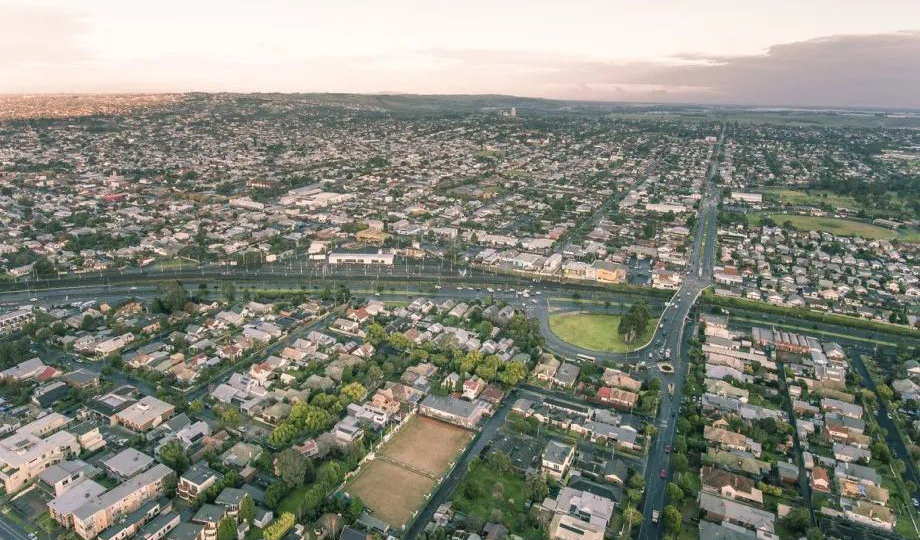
top-left (499, 361), bottom-right (527, 386)
top-left (477, 320), bottom-right (493, 339)
top-left (524, 473), bottom-right (549, 502)
top-left (366, 323), bottom-right (388, 346)
top-left (347, 496), bottom-right (365, 521)
top-left (264, 482), bottom-right (289, 509)
top-left (275, 448), bottom-right (310, 488)
top-left (239, 494), bottom-right (255, 525)
top-left (219, 407), bottom-right (242, 429)
top-left (662, 505), bottom-right (681, 534)
top-left (671, 453), bottom-right (689, 473)
top-left (159, 440), bottom-right (190, 473)
top-left (780, 507), bottom-right (811, 535)
top-left (618, 300), bottom-right (651, 343)
top-left (339, 382), bottom-right (367, 404)
top-left (806, 527), bottom-right (825, 540)
top-left (489, 451), bottom-right (513, 473)
top-left (628, 473), bottom-right (645, 491)
top-left (188, 399), bottom-right (205, 414)
top-left (221, 282), bottom-right (236, 302)
top-left (666, 482), bottom-right (684, 503)
top-left (217, 517), bottom-right (237, 540)
top-left (623, 507), bottom-right (642, 527)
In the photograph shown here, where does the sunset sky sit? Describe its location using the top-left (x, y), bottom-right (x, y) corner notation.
top-left (2, 0), bottom-right (919, 108)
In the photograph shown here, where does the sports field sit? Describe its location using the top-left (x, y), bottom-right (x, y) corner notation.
top-left (380, 416), bottom-right (473, 475)
top-left (346, 460), bottom-right (437, 528)
top-left (345, 415), bottom-right (473, 528)
top-left (763, 214), bottom-right (896, 239)
top-left (548, 311), bottom-right (654, 352)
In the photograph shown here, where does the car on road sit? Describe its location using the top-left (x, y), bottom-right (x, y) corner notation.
top-left (913, 498), bottom-right (919, 508)
top-left (130, 286), bottom-right (138, 291)
top-left (660, 468), bottom-right (667, 478)
top-left (664, 445), bottom-right (671, 453)
top-left (651, 510), bottom-right (659, 523)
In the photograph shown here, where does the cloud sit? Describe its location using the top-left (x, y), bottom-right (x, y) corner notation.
top-left (408, 32), bottom-right (920, 108)
top-left (0, 16), bottom-right (917, 110)
top-left (0, 4), bottom-right (90, 65)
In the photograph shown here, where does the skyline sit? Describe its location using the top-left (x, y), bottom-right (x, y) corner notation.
top-left (2, 0), bottom-right (920, 108)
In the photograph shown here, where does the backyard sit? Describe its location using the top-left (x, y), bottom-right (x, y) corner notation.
top-left (451, 459), bottom-right (544, 539)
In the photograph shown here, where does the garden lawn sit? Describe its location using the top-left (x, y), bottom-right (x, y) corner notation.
top-left (548, 312), bottom-right (654, 352)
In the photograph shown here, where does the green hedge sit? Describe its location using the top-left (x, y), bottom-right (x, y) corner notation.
top-left (263, 513), bottom-right (295, 540)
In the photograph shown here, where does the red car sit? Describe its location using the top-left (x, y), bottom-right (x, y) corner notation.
top-left (660, 469), bottom-right (667, 479)
top-left (664, 445), bottom-right (671, 453)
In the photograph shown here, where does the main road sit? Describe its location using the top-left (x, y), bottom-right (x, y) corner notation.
top-left (637, 125), bottom-right (724, 540)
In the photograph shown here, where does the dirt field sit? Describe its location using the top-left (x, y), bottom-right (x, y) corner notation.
top-left (345, 415), bottom-right (473, 529)
top-left (380, 416), bottom-right (473, 476)
top-left (346, 460), bottom-right (437, 528)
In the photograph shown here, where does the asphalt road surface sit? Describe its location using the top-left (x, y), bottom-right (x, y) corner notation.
top-left (637, 125), bottom-right (724, 540)
top-left (0, 515), bottom-right (32, 540)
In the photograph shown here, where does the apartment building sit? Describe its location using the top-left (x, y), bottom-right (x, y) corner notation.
top-left (114, 396), bottom-right (176, 432)
top-left (63, 464), bottom-right (174, 539)
top-left (0, 413), bottom-right (80, 494)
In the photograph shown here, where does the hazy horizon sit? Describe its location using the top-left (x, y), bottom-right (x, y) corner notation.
top-left (3, 0), bottom-right (920, 109)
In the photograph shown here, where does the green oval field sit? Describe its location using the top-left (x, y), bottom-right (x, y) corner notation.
top-left (548, 311), bottom-right (653, 352)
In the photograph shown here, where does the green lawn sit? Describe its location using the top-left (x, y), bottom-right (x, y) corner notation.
top-left (277, 484), bottom-right (310, 516)
top-left (755, 214), bottom-right (897, 239)
top-left (548, 312), bottom-right (655, 352)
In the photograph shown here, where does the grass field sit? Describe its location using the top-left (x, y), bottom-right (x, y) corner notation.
top-left (756, 213), bottom-right (897, 239)
top-left (548, 311), bottom-right (655, 352)
top-left (345, 416), bottom-right (472, 528)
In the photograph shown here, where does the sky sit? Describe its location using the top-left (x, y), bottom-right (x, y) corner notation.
top-left (2, 0), bottom-right (919, 108)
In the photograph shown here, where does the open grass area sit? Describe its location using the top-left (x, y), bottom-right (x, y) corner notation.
top-left (548, 311), bottom-right (655, 352)
top-left (757, 214), bottom-right (897, 239)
